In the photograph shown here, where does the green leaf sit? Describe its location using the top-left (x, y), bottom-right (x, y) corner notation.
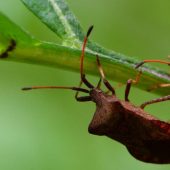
top-left (21, 0), bottom-right (85, 48)
top-left (0, 0), bottom-right (170, 98)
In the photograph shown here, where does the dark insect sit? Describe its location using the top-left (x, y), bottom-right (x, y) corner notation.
top-left (0, 39), bottom-right (16, 58)
top-left (22, 26), bottom-right (170, 164)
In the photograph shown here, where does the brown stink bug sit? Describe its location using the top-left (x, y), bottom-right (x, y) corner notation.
top-left (22, 26), bottom-right (170, 164)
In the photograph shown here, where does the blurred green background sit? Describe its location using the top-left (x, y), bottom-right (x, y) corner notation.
top-left (0, 0), bottom-right (170, 169)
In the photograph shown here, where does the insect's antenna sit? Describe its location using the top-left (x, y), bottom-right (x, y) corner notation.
top-left (80, 25), bottom-right (94, 88)
top-left (22, 86), bottom-right (89, 93)
top-left (135, 60), bottom-right (170, 69)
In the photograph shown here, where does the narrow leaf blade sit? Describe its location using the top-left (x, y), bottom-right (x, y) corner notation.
top-left (21, 0), bottom-right (85, 48)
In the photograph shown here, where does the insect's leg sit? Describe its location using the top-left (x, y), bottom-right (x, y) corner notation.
top-left (135, 59), bottom-right (170, 92)
top-left (81, 74), bottom-right (94, 88)
top-left (135, 60), bottom-right (170, 69)
top-left (125, 70), bottom-right (142, 102)
top-left (133, 59), bottom-right (170, 108)
top-left (75, 79), bottom-right (83, 99)
top-left (75, 79), bottom-right (92, 102)
top-left (106, 84), bottom-right (123, 94)
top-left (96, 55), bottom-right (115, 94)
top-left (148, 84), bottom-right (170, 92)
top-left (96, 77), bottom-right (123, 94)
top-left (75, 96), bottom-right (92, 102)
top-left (140, 95), bottom-right (170, 109)
top-left (0, 39), bottom-right (16, 58)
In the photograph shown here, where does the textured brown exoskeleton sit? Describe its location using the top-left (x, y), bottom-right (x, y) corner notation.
top-left (21, 26), bottom-right (170, 164)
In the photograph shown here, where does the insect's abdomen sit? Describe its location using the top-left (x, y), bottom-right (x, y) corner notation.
top-left (127, 141), bottom-right (170, 164)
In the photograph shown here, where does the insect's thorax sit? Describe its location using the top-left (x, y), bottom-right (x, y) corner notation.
top-left (89, 88), bottom-right (124, 135)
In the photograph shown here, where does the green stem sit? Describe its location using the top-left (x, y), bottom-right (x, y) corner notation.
top-left (0, 1), bottom-right (170, 97)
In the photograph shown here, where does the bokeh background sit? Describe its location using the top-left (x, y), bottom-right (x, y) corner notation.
top-left (0, 0), bottom-right (170, 169)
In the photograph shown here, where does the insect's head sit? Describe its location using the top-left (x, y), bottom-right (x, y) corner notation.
top-left (89, 87), bottom-right (105, 103)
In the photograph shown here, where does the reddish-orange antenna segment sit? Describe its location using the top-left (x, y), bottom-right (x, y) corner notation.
top-left (135, 60), bottom-right (170, 69)
top-left (81, 25), bottom-right (94, 77)
top-left (22, 86), bottom-right (89, 93)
